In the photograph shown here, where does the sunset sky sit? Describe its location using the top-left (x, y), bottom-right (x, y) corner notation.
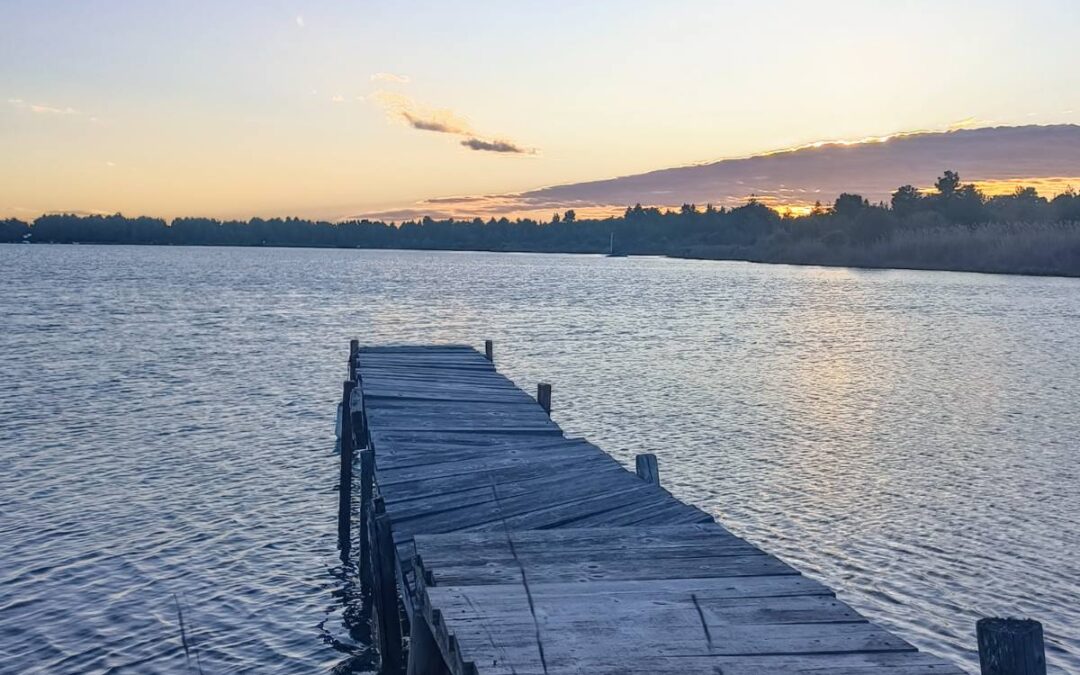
top-left (3, 0), bottom-right (1080, 221)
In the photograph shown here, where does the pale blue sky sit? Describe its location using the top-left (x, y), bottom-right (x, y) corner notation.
top-left (3, 0), bottom-right (1079, 219)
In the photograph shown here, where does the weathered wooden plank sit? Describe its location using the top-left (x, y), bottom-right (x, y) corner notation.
top-left (421, 574), bottom-right (836, 601)
top-left (392, 483), bottom-right (666, 542)
top-left (366, 415), bottom-right (559, 434)
top-left (445, 621), bottom-right (915, 656)
top-left (371, 430), bottom-right (580, 451)
top-left (380, 457), bottom-right (627, 511)
top-left (412, 524), bottom-right (737, 552)
top-left (430, 651), bottom-right (963, 675)
top-left (457, 484), bottom-right (694, 535)
top-left (383, 461), bottom-right (636, 521)
top-left (425, 553), bottom-right (794, 586)
top-left (427, 590), bottom-right (864, 627)
top-left (375, 441), bottom-right (605, 485)
top-left (358, 344), bottom-right (476, 352)
top-left (412, 536), bottom-right (762, 568)
top-left (375, 438), bottom-right (590, 471)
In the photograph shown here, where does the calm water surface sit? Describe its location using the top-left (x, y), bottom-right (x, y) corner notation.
top-left (2, 244), bottom-right (1078, 673)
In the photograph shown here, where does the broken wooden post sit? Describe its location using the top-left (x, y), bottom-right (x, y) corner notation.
top-left (977, 618), bottom-right (1046, 675)
top-left (372, 497), bottom-right (404, 673)
top-left (349, 339), bottom-right (359, 380)
top-left (537, 382), bottom-right (552, 415)
top-left (338, 379), bottom-right (356, 558)
top-left (484, 339), bottom-right (493, 362)
top-left (635, 453), bottom-right (659, 486)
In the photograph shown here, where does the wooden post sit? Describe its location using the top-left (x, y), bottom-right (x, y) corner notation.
top-left (407, 615), bottom-right (450, 675)
top-left (349, 339), bottom-right (359, 380)
top-left (358, 449), bottom-right (374, 586)
top-left (977, 618), bottom-right (1046, 675)
top-left (338, 380), bottom-right (356, 558)
top-left (484, 339), bottom-right (493, 362)
top-left (537, 383), bottom-right (552, 415)
top-left (635, 453), bottom-right (660, 486)
top-left (373, 501), bottom-right (404, 673)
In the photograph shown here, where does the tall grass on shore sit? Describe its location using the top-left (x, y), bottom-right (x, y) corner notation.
top-left (760, 221), bottom-right (1080, 277)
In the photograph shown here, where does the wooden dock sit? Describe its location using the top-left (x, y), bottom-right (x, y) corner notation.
top-left (341, 342), bottom-right (965, 674)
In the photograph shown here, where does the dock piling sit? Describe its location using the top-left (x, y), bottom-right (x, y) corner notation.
top-left (635, 453), bottom-right (660, 485)
top-left (537, 382), bottom-right (552, 414)
top-left (337, 379), bottom-right (356, 558)
top-left (977, 618), bottom-right (1046, 675)
top-left (372, 497), bottom-right (404, 673)
top-left (483, 339), bottom-right (493, 362)
top-left (349, 339), bottom-right (359, 380)
top-left (358, 449), bottom-right (374, 585)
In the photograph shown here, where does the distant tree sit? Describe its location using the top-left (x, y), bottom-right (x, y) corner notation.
top-left (891, 185), bottom-right (922, 217)
top-left (551, 212), bottom-right (561, 224)
top-left (833, 193), bottom-right (869, 219)
top-left (935, 170), bottom-right (961, 198)
top-left (680, 203), bottom-right (698, 215)
top-left (1051, 187), bottom-right (1080, 221)
top-left (948, 183), bottom-right (986, 223)
top-left (563, 209), bottom-right (576, 223)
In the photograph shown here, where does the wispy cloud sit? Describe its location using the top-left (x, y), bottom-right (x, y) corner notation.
top-left (8, 98), bottom-right (80, 115)
top-left (402, 111), bottom-right (470, 134)
top-left (330, 94), bottom-right (345, 103)
top-left (370, 72), bottom-right (410, 84)
top-left (460, 138), bottom-right (531, 154)
top-left (371, 90), bottom-right (534, 154)
top-left (295, 14), bottom-right (304, 28)
top-left (373, 91), bottom-right (472, 134)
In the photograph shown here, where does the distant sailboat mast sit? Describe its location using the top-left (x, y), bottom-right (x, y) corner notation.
top-left (607, 230), bottom-right (626, 257)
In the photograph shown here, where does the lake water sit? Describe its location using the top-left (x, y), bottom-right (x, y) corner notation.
top-left (2, 244), bottom-right (1078, 674)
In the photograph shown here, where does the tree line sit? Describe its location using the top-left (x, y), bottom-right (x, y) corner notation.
top-left (4, 171), bottom-right (1080, 276)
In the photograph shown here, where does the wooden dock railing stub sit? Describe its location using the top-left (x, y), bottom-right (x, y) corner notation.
top-left (350, 343), bottom-right (964, 675)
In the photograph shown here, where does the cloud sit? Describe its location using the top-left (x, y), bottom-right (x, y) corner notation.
top-left (403, 111), bottom-right (470, 134)
top-left (296, 15), bottom-right (304, 28)
top-left (330, 94), bottom-right (345, 103)
top-left (370, 72), bottom-right (410, 84)
top-left (460, 138), bottom-right (530, 154)
top-left (8, 99), bottom-right (79, 115)
top-left (371, 90), bottom-right (533, 155)
top-left (372, 91), bottom-right (472, 135)
top-left (349, 124), bottom-right (1080, 221)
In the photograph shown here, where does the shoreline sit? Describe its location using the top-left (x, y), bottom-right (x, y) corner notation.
top-left (6, 240), bottom-right (1080, 280)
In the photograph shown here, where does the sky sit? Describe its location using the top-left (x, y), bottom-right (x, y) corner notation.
top-left (3, 0), bottom-right (1080, 221)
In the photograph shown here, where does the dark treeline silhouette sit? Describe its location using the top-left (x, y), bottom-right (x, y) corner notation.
top-left (5, 171), bottom-right (1080, 276)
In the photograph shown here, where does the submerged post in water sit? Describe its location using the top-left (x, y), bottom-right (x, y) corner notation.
top-left (977, 618), bottom-right (1046, 675)
top-left (484, 339), bottom-right (493, 362)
